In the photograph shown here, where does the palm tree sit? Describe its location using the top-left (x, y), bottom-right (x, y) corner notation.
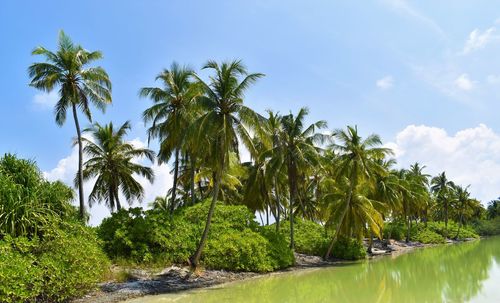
top-left (324, 126), bottom-right (391, 259)
top-left (268, 108), bottom-right (327, 249)
top-left (451, 185), bottom-right (472, 239)
top-left (81, 121), bottom-right (155, 212)
top-left (140, 63), bottom-right (200, 215)
top-left (189, 60), bottom-right (264, 268)
top-left (28, 30), bottom-right (112, 219)
top-left (431, 172), bottom-right (454, 237)
top-left (487, 198), bottom-right (500, 219)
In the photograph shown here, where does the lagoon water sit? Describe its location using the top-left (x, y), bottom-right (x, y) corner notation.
top-left (127, 237), bottom-right (500, 303)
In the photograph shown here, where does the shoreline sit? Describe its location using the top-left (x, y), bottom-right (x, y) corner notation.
top-left (73, 238), bottom-right (476, 303)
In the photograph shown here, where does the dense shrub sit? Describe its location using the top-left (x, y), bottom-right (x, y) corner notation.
top-left (272, 218), bottom-right (330, 256)
top-left (98, 201), bottom-right (295, 272)
top-left (329, 237), bottom-right (366, 260)
top-left (0, 223), bottom-right (109, 302)
top-left (0, 155), bottom-right (110, 302)
top-left (474, 217), bottom-right (500, 236)
top-left (383, 221), bottom-right (406, 241)
top-left (414, 228), bottom-right (445, 244)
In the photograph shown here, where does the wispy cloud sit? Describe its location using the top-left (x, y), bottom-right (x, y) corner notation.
top-left (454, 73), bottom-right (475, 91)
top-left (376, 75), bottom-right (394, 90)
top-left (462, 27), bottom-right (498, 54)
top-left (380, 0), bottom-right (446, 39)
top-left (32, 91), bottom-right (58, 109)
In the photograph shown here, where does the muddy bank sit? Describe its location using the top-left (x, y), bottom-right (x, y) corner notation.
top-left (73, 238), bottom-right (476, 303)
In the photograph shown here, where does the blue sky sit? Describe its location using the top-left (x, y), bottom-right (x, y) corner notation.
top-left (2, 0), bottom-right (500, 224)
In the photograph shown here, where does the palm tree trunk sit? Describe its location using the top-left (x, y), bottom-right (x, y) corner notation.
top-left (406, 215), bottom-right (412, 243)
top-left (190, 155), bottom-right (196, 206)
top-left (444, 201), bottom-right (449, 238)
top-left (275, 178), bottom-right (281, 232)
top-left (170, 149), bottom-right (180, 215)
top-left (368, 230), bottom-right (374, 254)
top-left (72, 104), bottom-right (85, 221)
top-left (288, 162), bottom-right (297, 250)
top-left (190, 170), bottom-right (221, 269)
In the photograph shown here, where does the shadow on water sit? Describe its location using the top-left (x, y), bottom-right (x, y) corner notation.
top-left (128, 237), bottom-right (500, 303)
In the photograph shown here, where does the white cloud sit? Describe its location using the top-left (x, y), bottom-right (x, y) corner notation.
top-left (387, 124), bottom-right (500, 204)
top-left (44, 138), bottom-right (173, 226)
top-left (33, 91), bottom-right (58, 109)
top-left (454, 73), bottom-right (475, 91)
top-left (380, 0), bottom-right (446, 38)
top-left (462, 27), bottom-right (498, 54)
top-left (486, 74), bottom-right (500, 84)
top-left (376, 76), bottom-right (394, 90)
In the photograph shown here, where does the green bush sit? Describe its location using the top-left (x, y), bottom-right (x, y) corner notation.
top-left (0, 224), bottom-right (109, 302)
top-left (383, 221), bottom-right (406, 241)
top-left (414, 228), bottom-right (445, 244)
top-left (204, 229), bottom-right (275, 272)
top-left (273, 218), bottom-right (330, 256)
top-left (0, 155), bottom-right (110, 302)
top-left (329, 237), bottom-right (366, 260)
top-left (474, 217), bottom-right (500, 236)
top-left (98, 201), bottom-right (295, 272)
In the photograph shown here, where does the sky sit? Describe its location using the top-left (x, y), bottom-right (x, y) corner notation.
top-left (1, 0), bottom-right (500, 225)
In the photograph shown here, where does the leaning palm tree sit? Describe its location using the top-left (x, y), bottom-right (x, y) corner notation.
top-left (140, 63), bottom-right (201, 215)
top-left (268, 108), bottom-right (327, 249)
top-left (188, 60), bottom-right (264, 268)
top-left (324, 126), bottom-right (392, 259)
top-left (28, 30), bottom-right (112, 219)
top-left (81, 121), bottom-right (155, 212)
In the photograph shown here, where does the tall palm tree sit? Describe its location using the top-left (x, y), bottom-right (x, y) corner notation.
top-left (324, 126), bottom-right (391, 259)
top-left (431, 172), bottom-right (454, 237)
top-left (28, 30), bottom-right (112, 219)
top-left (140, 63), bottom-right (201, 215)
top-left (268, 108), bottom-right (327, 249)
top-left (189, 60), bottom-right (264, 268)
top-left (81, 121), bottom-right (155, 212)
top-left (451, 185), bottom-right (472, 239)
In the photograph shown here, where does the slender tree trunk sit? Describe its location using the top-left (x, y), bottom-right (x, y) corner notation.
top-left (455, 209), bottom-right (463, 240)
top-left (275, 179), bottom-right (281, 232)
top-left (444, 201), bottom-right (449, 238)
top-left (72, 104), bottom-right (85, 221)
top-left (288, 162), bottom-right (297, 250)
top-left (190, 170), bottom-right (221, 269)
top-left (266, 206), bottom-right (269, 226)
top-left (406, 215), bottom-right (412, 243)
top-left (190, 155), bottom-right (196, 206)
top-left (115, 192), bottom-right (122, 211)
top-left (368, 230), bottom-right (374, 254)
top-left (170, 149), bottom-right (180, 215)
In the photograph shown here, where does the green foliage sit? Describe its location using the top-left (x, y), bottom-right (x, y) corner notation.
top-left (0, 154), bottom-right (77, 238)
top-left (273, 218), bottom-right (330, 256)
top-left (474, 217), bottom-right (500, 236)
top-left (204, 229), bottom-right (275, 272)
top-left (98, 201), bottom-right (294, 272)
top-left (0, 223), bottom-right (109, 302)
top-left (383, 221), bottom-right (406, 241)
top-left (413, 228), bottom-right (445, 244)
top-left (329, 237), bottom-right (366, 260)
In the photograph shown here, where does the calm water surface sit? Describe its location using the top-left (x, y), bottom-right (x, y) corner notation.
top-left (127, 237), bottom-right (500, 303)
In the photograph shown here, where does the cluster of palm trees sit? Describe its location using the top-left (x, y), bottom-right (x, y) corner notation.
top-left (29, 31), bottom-right (485, 267)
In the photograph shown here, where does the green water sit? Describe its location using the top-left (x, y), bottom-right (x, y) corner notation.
top-left (127, 237), bottom-right (500, 303)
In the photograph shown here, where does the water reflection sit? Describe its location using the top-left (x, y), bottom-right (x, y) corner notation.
top-left (127, 237), bottom-right (500, 303)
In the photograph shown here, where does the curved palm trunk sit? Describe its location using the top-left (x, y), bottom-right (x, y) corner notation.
top-left (324, 183), bottom-right (353, 259)
top-left (406, 215), bottom-right (412, 243)
top-left (444, 201), bottom-right (449, 238)
top-left (190, 170), bottom-right (221, 269)
top-left (325, 172), bottom-right (356, 259)
top-left (170, 149), bottom-right (180, 215)
top-left (72, 104), bottom-right (85, 221)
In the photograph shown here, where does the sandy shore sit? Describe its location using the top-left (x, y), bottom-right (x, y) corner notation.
top-left (72, 238), bottom-right (475, 303)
